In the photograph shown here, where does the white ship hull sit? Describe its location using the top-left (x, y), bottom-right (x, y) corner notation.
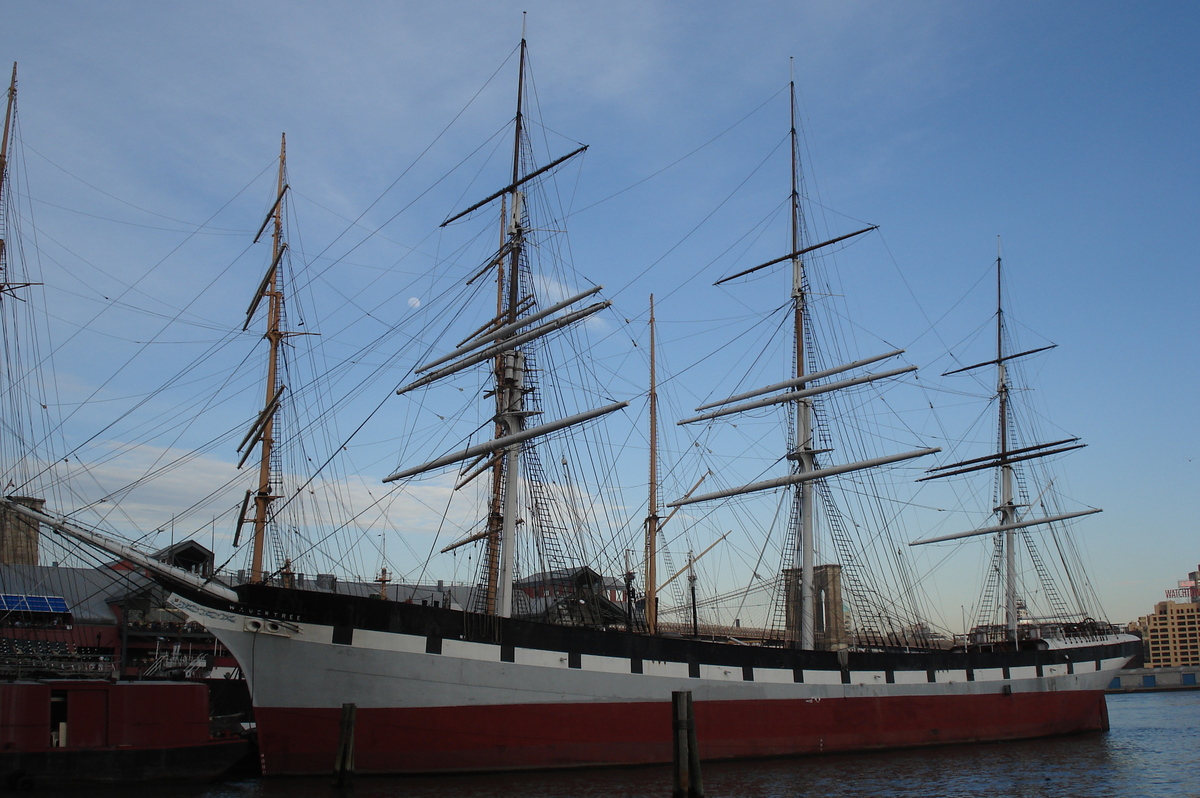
top-left (169, 587), bottom-right (1138, 775)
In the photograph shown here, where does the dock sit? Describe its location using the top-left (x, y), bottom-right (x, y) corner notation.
top-left (1107, 666), bottom-right (1199, 693)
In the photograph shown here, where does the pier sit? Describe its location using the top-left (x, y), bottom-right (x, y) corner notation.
top-left (1108, 666), bottom-right (1199, 693)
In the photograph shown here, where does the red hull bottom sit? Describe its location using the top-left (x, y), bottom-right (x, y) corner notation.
top-left (254, 692), bottom-right (1110, 775)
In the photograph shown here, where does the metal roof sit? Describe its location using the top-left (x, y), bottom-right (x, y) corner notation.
top-left (0, 564), bottom-right (157, 624)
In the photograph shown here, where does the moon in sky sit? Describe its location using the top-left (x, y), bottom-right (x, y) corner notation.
top-left (408, 297), bottom-right (420, 309)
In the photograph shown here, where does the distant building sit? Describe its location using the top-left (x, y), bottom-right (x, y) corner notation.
top-left (784, 565), bottom-right (848, 650)
top-left (1134, 563), bottom-right (1200, 668)
top-left (1162, 564), bottom-right (1200, 605)
top-left (514, 567), bottom-right (631, 627)
top-left (0, 558), bottom-right (236, 680)
top-left (515, 568), bottom-right (627, 604)
top-left (0, 496), bottom-right (43, 566)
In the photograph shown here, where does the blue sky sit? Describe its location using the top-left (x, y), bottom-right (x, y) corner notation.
top-left (2, 1), bottom-right (1197, 627)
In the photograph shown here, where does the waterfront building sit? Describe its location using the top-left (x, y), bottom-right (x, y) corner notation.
top-left (1135, 564), bottom-right (1200, 668)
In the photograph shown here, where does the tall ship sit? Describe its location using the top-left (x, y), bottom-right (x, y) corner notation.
top-left (2, 41), bottom-right (1137, 776)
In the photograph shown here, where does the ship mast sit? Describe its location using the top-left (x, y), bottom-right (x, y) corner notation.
top-left (672, 69), bottom-right (936, 649)
top-left (1, 63), bottom-right (31, 300)
top-left (1, 63), bottom-right (44, 493)
top-left (240, 134), bottom-right (290, 584)
top-left (387, 33), bottom-right (622, 618)
top-left (645, 295), bottom-right (660, 634)
top-left (0, 65), bottom-right (14, 238)
top-left (788, 77), bottom-right (817, 650)
top-left (481, 198), bottom-right (508, 616)
top-left (490, 35), bottom-right (529, 619)
top-left (994, 240), bottom-right (1019, 641)
top-left (911, 239), bottom-right (1101, 641)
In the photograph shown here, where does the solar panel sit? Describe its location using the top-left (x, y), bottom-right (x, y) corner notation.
top-left (0, 594), bottom-right (71, 613)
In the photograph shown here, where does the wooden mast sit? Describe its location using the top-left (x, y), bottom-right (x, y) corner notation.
top-left (688, 551), bottom-right (699, 637)
top-left (645, 295), bottom-right (660, 634)
top-left (0, 63), bottom-right (13, 186)
top-left (1, 64), bottom-right (16, 284)
top-left (248, 134), bottom-right (288, 583)
top-left (0, 64), bottom-right (14, 193)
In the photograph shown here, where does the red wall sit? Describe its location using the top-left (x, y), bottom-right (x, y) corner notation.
top-left (0, 682), bottom-right (50, 752)
top-left (0, 681), bottom-right (212, 752)
top-left (106, 682), bottom-right (210, 747)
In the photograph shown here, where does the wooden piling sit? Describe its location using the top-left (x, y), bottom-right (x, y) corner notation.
top-left (672, 691), bottom-right (703, 798)
top-left (685, 691), bottom-right (703, 797)
top-left (672, 691), bottom-right (688, 798)
top-left (334, 702), bottom-right (356, 786)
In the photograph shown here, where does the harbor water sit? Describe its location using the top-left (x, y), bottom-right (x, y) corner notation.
top-left (42, 691), bottom-right (1200, 798)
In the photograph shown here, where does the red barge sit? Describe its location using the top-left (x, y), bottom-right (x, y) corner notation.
top-left (0, 679), bottom-right (247, 790)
